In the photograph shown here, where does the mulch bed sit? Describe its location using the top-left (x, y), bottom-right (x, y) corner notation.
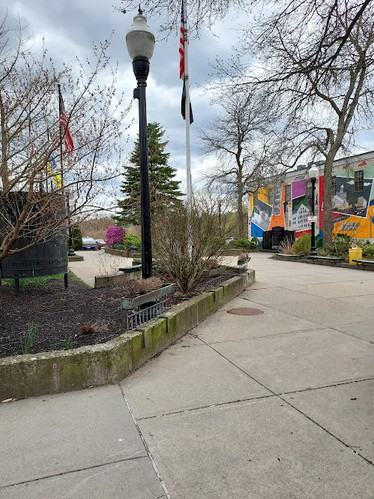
top-left (0, 271), bottom-right (233, 359)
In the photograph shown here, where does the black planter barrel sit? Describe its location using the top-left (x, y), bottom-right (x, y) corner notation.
top-left (0, 192), bottom-right (68, 287)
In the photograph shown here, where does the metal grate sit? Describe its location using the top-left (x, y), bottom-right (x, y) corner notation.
top-left (125, 297), bottom-right (171, 331)
top-left (200, 272), bottom-right (236, 290)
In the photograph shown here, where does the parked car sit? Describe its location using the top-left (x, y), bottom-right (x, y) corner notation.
top-left (95, 239), bottom-right (106, 249)
top-left (82, 237), bottom-right (97, 250)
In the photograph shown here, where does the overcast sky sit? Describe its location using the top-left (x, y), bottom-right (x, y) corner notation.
top-left (5, 0), bottom-right (243, 197)
top-left (3, 1), bottom-right (373, 203)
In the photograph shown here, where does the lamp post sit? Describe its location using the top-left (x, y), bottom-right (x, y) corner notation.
top-left (126, 8), bottom-right (155, 279)
top-left (308, 165), bottom-right (319, 256)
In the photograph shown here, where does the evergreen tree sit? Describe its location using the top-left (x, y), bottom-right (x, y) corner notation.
top-left (117, 123), bottom-right (183, 225)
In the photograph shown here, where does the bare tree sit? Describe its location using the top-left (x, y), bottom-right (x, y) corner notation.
top-left (117, 0), bottom-right (247, 36)
top-left (0, 15), bottom-right (130, 263)
top-left (216, 0), bottom-right (374, 245)
top-left (200, 90), bottom-right (284, 238)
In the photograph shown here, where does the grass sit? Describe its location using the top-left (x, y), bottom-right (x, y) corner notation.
top-left (21, 323), bottom-right (37, 354)
top-left (3, 271), bottom-right (90, 289)
top-left (4, 273), bottom-right (64, 288)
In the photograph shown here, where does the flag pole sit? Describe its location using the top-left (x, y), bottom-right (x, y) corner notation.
top-left (183, 0), bottom-right (193, 205)
top-left (57, 84), bottom-right (64, 190)
top-left (58, 84), bottom-right (74, 257)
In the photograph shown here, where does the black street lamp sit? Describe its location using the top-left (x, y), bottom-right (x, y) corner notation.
top-left (308, 165), bottom-right (319, 256)
top-left (126, 8), bottom-right (155, 278)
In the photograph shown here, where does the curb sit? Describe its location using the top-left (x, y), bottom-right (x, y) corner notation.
top-left (0, 271), bottom-right (255, 401)
top-left (272, 254), bottom-right (374, 271)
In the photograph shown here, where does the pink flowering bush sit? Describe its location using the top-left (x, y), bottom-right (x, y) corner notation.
top-left (105, 225), bottom-right (125, 248)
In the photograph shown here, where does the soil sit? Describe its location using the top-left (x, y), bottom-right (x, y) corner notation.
top-left (0, 271), bottom-right (233, 359)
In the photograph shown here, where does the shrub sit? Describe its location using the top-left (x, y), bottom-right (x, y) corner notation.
top-left (232, 238), bottom-right (251, 249)
top-left (332, 233), bottom-right (350, 258)
top-left (362, 243), bottom-right (374, 260)
top-left (71, 226), bottom-right (83, 251)
top-left (292, 234), bottom-right (311, 255)
top-left (119, 277), bottom-right (163, 297)
top-left (105, 225), bottom-right (125, 248)
top-left (153, 199), bottom-right (227, 293)
top-left (125, 233), bottom-right (141, 252)
top-left (318, 234), bottom-right (350, 258)
top-left (279, 236), bottom-right (296, 254)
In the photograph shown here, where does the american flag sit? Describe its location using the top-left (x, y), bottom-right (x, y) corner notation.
top-left (58, 87), bottom-right (74, 155)
top-left (179, 0), bottom-right (185, 79)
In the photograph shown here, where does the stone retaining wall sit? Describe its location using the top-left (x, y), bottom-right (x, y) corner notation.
top-left (0, 270), bottom-right (255, 401)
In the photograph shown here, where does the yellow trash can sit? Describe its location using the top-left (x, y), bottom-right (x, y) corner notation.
top-left (349, 247), bottom-right (363, 264)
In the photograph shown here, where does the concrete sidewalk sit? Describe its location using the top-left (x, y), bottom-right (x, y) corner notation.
top-left (1, 253), bottom-right (373, 498)
top-left (68, 250), bottom-right (134, 287)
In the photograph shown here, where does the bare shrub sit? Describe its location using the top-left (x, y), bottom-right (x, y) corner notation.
top-left (118, 277), bottom-right (163, 297)
top-left (279, 237), bottom-right (296, 254)
top-left (153, 199), bottom-right (227, 293)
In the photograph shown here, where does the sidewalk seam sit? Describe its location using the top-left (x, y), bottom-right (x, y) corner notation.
top-left (0, 455), bottom-right (151, 490)
top-left (119, 383), bottom-right (172, 499)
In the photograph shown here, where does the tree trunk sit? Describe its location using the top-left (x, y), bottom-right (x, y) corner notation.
top-left (237, 181), bottom-right (245, 238)
top-left (322, 154), bottom-right (334, 247)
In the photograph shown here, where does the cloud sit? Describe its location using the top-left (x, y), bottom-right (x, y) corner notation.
top-left (4, 1), bottom-right (372, 213)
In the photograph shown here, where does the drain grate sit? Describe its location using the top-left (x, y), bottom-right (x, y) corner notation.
top-left (227, 307), bottom-right (264, 316)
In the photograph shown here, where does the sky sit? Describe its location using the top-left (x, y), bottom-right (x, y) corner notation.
top-left (3, 1), bottom-right (373, 207)
top-left (4, 0), bottom-right (242, 200)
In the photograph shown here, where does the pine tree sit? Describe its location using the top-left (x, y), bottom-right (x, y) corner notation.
top-left (117, 123), bottom-right (183, 225)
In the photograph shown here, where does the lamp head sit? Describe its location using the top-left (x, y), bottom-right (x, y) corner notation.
top-left (308, 165), bottom-right (319, 180)
top-left (126, 9), bottom-right (155, 61)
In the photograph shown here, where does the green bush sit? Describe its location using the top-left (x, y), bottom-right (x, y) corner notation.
top-left (113, 243), bottom-right (125, 251)
top-left (232, 238), bottom-right (258, 251)
top-left (332, 233), bottom-right (351, 258)
top-left (362, 243), bottom-right (374, 260)
top-left (71, 226), bottom-right (83, 251)
top-left (292, 234), bottom-right (311, 255)
top-left (318, 234), bottom-right (350, 258)
top-left (125, 233), bottom-right (141, 252)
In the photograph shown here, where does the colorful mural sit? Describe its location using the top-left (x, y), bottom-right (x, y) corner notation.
top-left (249, 151), bottom-right (374, 240)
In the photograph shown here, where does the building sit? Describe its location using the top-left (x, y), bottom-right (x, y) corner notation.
top-left (249, 150), bottom-right (374, 241)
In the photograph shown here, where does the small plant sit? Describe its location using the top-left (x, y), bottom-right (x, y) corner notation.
top-left (120, 277), bottom-right (164, 297)
top-left (279, 237), bottom-right (296, 254)
top-left (292, 234), bottom-right (311, 255)
top-left (316, 247), bottom-right (331, 256)
top-left (105, 225), bottom-right (125, 248)
top-left (64, 336), bottom-right (72, 350)
top-left (21, 323), bottom-right (37, 354)
top-left (238, 252), bottom-right (250, 263)
top-left (204, 258), bottom-right (219, 269)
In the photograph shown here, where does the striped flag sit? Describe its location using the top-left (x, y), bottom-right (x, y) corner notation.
top-left (58, 86), bottom-right (74, 155)
top-left (179, 1), bottom-right (185, 79)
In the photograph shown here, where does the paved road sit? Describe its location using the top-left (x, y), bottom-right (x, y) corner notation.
top-left (1, 253), bottom-right (373, 498)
